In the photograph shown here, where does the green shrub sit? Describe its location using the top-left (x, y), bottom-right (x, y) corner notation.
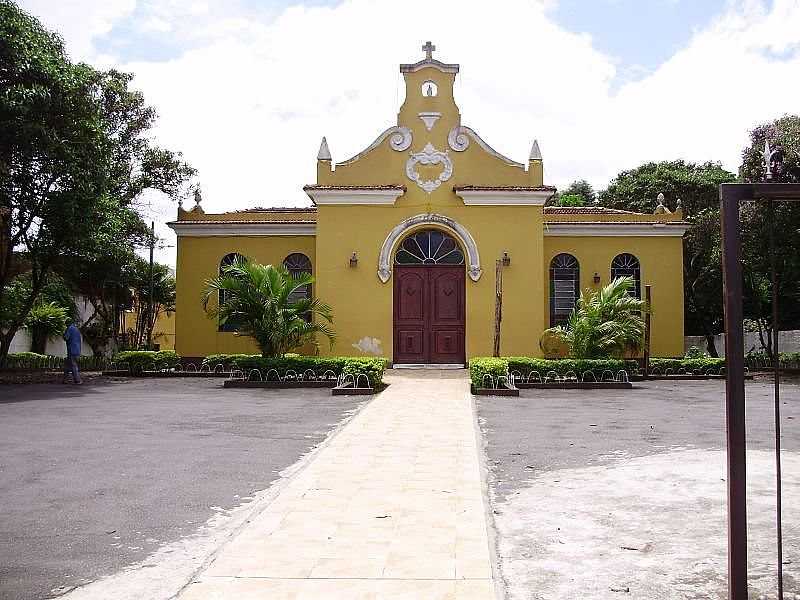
top-left (649, 357), bottom-right (725, 373)
top-left (202, 354), bottom-right (387, 387)
top-left (113, 350), bottom-right (180, 373)
top-left (469, 357), bottom-right (509, 388)
top-left (684, 346), bottom-right (707, 359)
top-left (5, 353), bottom-right (105, 371)
top-left (506, 357), bottom-right (638, 379)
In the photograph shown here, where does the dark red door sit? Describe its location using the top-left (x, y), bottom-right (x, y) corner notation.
top-left (393, 266), bottom-right (465, 364)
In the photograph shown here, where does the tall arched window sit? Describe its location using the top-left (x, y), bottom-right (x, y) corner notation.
top-left (550, 253), bottom-right (580, 327)
top-left (611, 253), bottom-right (641, 299)
top-left (218, 253), bottom-right (245, 332)
top-left (283, 253), bottom-right (312, 307)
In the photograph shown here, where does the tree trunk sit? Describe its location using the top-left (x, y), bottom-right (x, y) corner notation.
top-left (30, 330), bottom-right (47, 354)
top-left (705, 335), bottom-right (719, 358)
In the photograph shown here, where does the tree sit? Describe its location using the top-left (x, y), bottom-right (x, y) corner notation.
top-left (683, 209), bottom-right (724, 356)
top-left (544, 277), bottom-right (646, 359)
top-left (0, 2), bottom-right (194, 364)
top-left (126, 258), bottom-right (175, 349)
top-left (599, 160), bottom-right (736, 216)
top-left (740, 114), bottom-right (800, 183)
top-left (24, 302), bottom-right (67, 354)
top-left (737, 115), bottom-right (800, 358)
top-left (560, 179), bottom-right (596, 204)
top-left (202, 259), bottom-right (335, 357)
top-left (553, 194), bottom-right (586, 207)
top-left (0, 0), bottom-right (108, 364)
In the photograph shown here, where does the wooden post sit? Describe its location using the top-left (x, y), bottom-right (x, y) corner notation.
top-left (493, 259), bottom-right (502, 357)
top-left (643, 285), bottom-right (652, 379)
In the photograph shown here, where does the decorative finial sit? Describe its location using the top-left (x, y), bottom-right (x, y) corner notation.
top-left (422, 41), bottom-right (436, 61)
top-left (529, 139), bottom-right (542, 161)
top-left (762, 139), bottom-right (779, 181)
top-left (194, 185), bottom-right (202, 207)
top-left (654, 192), bottom-right (671, 214)
top-left (317, 136), bottom-right (331, 161)
top-left (178, 195), bottom-right (183, 210)
top-left (676, 198), bottom-right (682, 211)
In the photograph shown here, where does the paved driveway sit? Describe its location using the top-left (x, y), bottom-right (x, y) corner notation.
top-left (0, 378), bottom-right (365, 600)
top-left (477, 378), bottom-right (800, 599)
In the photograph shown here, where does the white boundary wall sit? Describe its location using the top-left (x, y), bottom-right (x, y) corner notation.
top-left (685, 330), bottom-right (800, 358)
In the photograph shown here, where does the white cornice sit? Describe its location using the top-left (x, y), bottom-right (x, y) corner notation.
top-left (455, 189), bottom-right (554, 206)
top-left (168, 222), bottom-right (316, 237)
top-left (305, 188), bottom-right (405, 205)
top-left (544, 222), bottom-right (690, 237)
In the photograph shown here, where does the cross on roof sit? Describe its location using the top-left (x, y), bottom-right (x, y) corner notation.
top-left (422, 41), bottom-right (436, 60)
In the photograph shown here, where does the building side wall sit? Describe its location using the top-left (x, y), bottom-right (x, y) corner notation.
top-left (542, 236), bottom-right (685, 357)
top-left (174, 235), bottom-right (316, 357)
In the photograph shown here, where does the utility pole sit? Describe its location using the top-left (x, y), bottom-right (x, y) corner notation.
top-left (147, 221), bottom-right (155, 350)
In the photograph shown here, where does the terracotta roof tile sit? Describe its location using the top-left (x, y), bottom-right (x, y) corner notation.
top-left (543, 206), bottom-right (639, 215)
top-left (303, 185), bottom-right (406, 191)
top-left (454, 185), bottom-right (557, 192)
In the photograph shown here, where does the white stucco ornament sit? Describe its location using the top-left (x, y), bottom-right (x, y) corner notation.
top-left (352, 336), bottom-right (383, 355)
top-left (405, 143), bottom-right (453, 193)
top-left (377, 213), bottom-right (482, 283)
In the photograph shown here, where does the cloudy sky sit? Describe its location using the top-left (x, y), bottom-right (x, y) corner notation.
top-left (17, 0), bottom-right (800, 265)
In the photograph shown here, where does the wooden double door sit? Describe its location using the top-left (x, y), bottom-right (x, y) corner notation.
top-left (393, 265), bottom-right (465, 364)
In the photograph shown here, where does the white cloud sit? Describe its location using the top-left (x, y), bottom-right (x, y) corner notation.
top-left (16, 0), bottom-right (800, 266)
top-left (19, 0), bottom-right (136, 61)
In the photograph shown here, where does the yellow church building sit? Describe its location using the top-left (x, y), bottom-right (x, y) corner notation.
top-left (169, 43), bottom-right (688, 364)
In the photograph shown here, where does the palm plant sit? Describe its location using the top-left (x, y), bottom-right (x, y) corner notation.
top-left (202, 258), bottom-right (335, 357)
top-left (25, 302), bottom-right (69, 354)
top-left (544, 277), bottom-right (646, 359)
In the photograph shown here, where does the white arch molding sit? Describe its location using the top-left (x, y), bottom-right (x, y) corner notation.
top-left (377, 213), bottom-right (482, 283)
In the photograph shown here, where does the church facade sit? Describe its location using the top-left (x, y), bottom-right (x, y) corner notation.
top-left (169, 44), bottom-right (688, 363)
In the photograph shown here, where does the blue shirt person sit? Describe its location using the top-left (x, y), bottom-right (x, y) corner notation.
top-left (62, 323), bottom-right (83, 384)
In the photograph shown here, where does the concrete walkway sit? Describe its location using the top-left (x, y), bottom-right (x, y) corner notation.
top-left (179, 371), bottom-right (496, 599)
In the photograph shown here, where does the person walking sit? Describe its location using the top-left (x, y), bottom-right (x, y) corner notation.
top-left (62, 321), bottom-right (83, 385)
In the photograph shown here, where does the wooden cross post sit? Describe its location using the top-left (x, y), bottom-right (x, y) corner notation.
top-left (493, 259), bottom-right (503, 357)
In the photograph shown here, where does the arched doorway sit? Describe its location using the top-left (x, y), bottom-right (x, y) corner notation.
top-left (393, 228), bottom-right (466, 364)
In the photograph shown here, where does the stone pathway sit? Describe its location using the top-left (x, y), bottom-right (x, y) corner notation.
top-left (179, 370), bottom-right (496, 599)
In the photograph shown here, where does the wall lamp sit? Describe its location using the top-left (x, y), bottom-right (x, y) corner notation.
top-left (349, 252), bottom-right (358, 267)
top-left (593, 272), bottom-right (601, 284)
top-left (502, 251), bottom-right (511, 267)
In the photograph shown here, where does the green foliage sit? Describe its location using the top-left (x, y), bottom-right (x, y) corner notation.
top-left (4, 352), bottom-right (104, 371)
top-left (203, 259), bottom-right (335, 357)
top-left (0, 2), bottom-right (194, 365)
top-left (550, 277), bottom-right (646, 359)
top-left (202, 354), bottom-right (387, 387)
top-left (740, 115), bottom-right (800, 183)
top-left (113, 350), bottom-right (180, 373)
top-left (599, 160), bottom-right (736, 216)
top-left (506, 357), bottom-right (638, 378)
top-left (559, 179), bottom-right (596, 204)
top-left (468, 357), bottom-right (508, 388)
top-left (684, 346), bottom-right (707, 359)
top-left (554, 194), bottom-right (586, 207)
top-left (649, 357), bottom-right (725, 373)
top-left (25, 302), bottom-right (68, 353)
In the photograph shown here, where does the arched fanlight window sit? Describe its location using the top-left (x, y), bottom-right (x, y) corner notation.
top-left (283, 253), bottom-right (312, 308)
top-left (550, 253), bottom-right (580, 327)
top-left (394, 229), bottom-right (465, 265)
top-left (611, 253), bottom-right (641, 299)
top-left (219, 253), bottom-right (246, 332)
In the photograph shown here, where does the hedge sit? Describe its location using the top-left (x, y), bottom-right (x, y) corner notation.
top-left (506, 357), bottom-right (639, 379)
top-left (5, 352), bottom-right (106, 371)
top-left (202, 354), bottom-right (388, 387)
top-left (113, 350), bottom-right (181, 373)
top-left (648, 357), bottom-right (725, 374)
top-left (468, 357), bottom-right (509, 388)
